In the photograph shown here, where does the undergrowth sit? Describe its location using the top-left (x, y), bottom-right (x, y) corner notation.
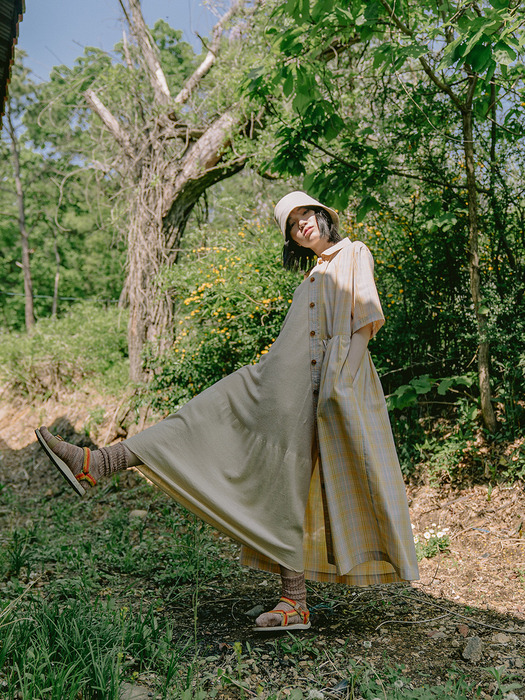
top-left (1, 475), bottom-right (522, 698)
top-left (0, 302), bottom-right (129, 398)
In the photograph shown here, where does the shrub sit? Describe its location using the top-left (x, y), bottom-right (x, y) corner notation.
top-left (0, 302), bottom-right (129, 397)
top-left (143, 223), bottom-right (301, 413)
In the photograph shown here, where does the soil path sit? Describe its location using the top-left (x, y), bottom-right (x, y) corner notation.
top-left (1, 391), bottom-right (524, 697)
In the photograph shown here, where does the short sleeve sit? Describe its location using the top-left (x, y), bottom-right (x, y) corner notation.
top-left (352, 243), bottom-right (385, 338)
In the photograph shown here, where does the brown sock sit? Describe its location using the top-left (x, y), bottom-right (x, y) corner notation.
top-left (255, 573), bottom-right (308, 628)
top-left (39, 426), bottom-right (128, 486)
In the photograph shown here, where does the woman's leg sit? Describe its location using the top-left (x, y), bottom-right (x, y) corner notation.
top-left (37, 426), bottom-right (141, 486)
top-left (254, 565), bottom-right (308, 628)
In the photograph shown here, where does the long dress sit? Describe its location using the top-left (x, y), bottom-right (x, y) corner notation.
top-left (125, 238), bottom-right (419, 585)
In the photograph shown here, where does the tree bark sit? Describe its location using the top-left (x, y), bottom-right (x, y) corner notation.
top-left (84, 0), bottom-right (253, 383)
top-left (124, 0), bottom-right (171, 106)
top-left (6, 106), bottom-right (35, 331)
top-left (462, 94), bottom-right (497, 433)
top-left (125, 113), bottom-right (246, 382)
top-left (52, 228), bottom-right (60, 318)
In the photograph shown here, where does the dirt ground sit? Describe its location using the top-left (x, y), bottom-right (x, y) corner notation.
top-left (1, 388), bottom-right (524, 698)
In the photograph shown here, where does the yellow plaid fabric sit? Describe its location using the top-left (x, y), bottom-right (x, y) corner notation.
top-left (241, 240), bottom-right (419, 585)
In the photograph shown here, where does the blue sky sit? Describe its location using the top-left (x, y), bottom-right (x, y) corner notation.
top-left (17, 0), bottom-right (221, 82)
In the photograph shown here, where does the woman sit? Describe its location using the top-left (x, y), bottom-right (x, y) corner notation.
top-left (36, 191), bottom-right (419, 632)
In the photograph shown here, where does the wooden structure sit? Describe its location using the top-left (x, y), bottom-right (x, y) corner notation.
top-left (0, 0), bottom-right (24, 122)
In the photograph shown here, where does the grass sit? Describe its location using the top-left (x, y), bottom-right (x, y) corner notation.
top-left (0, 302), bottom-right (129, 399)
top-left (0, 475), bottom-right (523, 698)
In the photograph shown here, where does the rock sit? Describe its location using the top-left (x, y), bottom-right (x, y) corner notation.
top-left (245, 604), bottom-right (265, 618)
top-left (129, 510), bottom-right (148, 519)
top-left (307, 690), bottom-right (325, 699)
top-left (493, 633), bottom-right (511, 644)
top-left (462, 636), bottom-right (483, 662)
top-left (119, 683), bottom-right (152, 699)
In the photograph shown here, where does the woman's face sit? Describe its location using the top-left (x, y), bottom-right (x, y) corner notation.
top-left (287, 207), bottom-right (332, 255)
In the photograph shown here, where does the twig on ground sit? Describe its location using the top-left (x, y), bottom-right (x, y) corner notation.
top-left (375, 612), bottom-right (450, 630)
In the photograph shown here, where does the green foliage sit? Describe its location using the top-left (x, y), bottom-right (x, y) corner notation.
top-left (0, 598), bottom-right (180, 699)
top-left (0, 303), bottom-right (129, 397)
top-left (244, 0), bottom-right (525, 444)
top-left (0, 53), bottom-right (125, 331)
top-left (143, 223), bottom-right (301, 413)
top-left (0, 478), bottom-right (239, 698)
top-left (387, 374), bottom-right (476, 411)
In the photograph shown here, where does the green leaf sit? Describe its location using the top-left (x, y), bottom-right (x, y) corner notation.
top-left (403, 43), bottom-right (428, 59)
top-left (356, 194), bottom-right (380, 222)
top-left (439, 36), bottom-right (465, 69)
top-left (283, 71), bottom-right (294, 97)
top-left (466, 43), bottom-right (492, 73)
top-left (411, 375), bottom-right (433, 395)
top-left (372, 43), bottom-right (393, 69)
top-left (299, 0), bottom-right (310, 21)
top-left (493, 41), bottom-right (517, 65)
top-left (364, 1), bottom-right (380, 20)
top-left (437, 378), bottom-right (455, 395)
top-left (389, 385), bottom-right (418, 409)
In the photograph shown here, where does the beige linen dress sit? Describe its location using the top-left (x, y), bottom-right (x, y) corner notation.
top-left (126, 238), bottom-right (419, 585)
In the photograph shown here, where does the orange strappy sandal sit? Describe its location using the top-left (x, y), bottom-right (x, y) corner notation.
top-left (35, 429), bottom-right (95, 496)
top-left (253, 596), bottom-right (311, 632)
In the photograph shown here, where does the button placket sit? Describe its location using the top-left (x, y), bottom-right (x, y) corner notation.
top-left (308, 273), bottom-right (322, 400)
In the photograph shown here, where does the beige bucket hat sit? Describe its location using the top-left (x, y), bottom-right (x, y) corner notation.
top-left (274, 191), bottom-right (339, 239)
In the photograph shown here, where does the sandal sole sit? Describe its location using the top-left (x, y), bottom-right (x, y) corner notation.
top-left (253, 621), bottom-right (311, 632)
top-left (35, 429), bottom-right (85, 497)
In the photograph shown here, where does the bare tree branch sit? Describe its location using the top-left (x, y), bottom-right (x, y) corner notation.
top-left (172, 108), bottom-right (239, 195)
top-left (122, 30), bottom-right (134, 72)
top-left (378, 0), bottom-right (463, 109)
top-left (120, 0), bottom-right (171, 105)
top-left (84, 89), bottom-right (135, 158)
top-left (174, 0), bottom-right (246, 106)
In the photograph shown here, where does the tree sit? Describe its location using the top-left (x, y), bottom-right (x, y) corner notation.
top-left (0, 53), bottom-right (126, 331)
top-left (68, 0), bottom-right (264, 382)
top-left (2, 61), bottom-right (36, 330)
top-left (247, 0), bottom-right (525, 433)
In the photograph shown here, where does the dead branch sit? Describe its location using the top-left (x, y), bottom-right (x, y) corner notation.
top-left (84, 89), bottom-right (135, 158)
top-left (174, 0), bottom-right (246, 106)
top-left (122, 30), bottom-right (134, 72)
top-left (171, 108), bottom-right (239, 198)
top-left (121, 0), bottom-right (171, 106)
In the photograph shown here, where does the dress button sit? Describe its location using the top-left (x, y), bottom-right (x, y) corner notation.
top-left (310, 276), bottom-right (315, 282)
top-left (309, 302), bottom-right (315, 308)
top-left (310, 330), bottom-right (315, 337)
top-left (311, 359), bottom-right (317, 365)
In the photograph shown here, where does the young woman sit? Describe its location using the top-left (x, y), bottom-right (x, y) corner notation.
top-left (36, 191), bottom-right (419, 632)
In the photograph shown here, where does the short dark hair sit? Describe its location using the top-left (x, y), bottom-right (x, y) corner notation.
top-left (282, 208), bottom-right (341, 271)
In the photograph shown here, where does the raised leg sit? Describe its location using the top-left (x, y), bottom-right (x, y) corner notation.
top-left (36, 426), bottom-right (135, 494)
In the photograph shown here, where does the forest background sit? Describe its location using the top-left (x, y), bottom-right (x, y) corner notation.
top-left (1, 0), bottom-right (525, 697)
top-left (2, 0), bottom-right (524, 482)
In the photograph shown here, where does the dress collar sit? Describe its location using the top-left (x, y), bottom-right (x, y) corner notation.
top-left (319, 237), bottom-right (352, 261)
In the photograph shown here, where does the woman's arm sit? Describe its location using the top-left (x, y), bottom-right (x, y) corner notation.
top-left (347, 322), bottom-right (373, 382)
